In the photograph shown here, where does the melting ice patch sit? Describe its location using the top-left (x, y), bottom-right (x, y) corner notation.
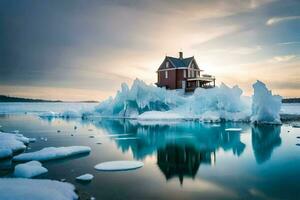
top-left (14, 161), bottom-right (48, 178)
top-left (13, 146), bottom-right (91, 162)
top-left (0, 178), bottom-right (78, 200)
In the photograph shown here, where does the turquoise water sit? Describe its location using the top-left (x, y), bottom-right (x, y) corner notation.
top-left (0, 114), bottom-right (299, 199)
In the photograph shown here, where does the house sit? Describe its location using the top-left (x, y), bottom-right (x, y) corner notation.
top-left (156, 52), bottom-right (215, 92)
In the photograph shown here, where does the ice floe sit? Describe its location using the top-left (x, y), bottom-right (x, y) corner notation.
top-left (0, 178), bottom-right (78, 200)
top-left (94, 160), bottom-right (144, 171)
top-left (0, 132), bottom-right (32, 158)
top-left (13, 146), bottom-right (91, 162)
top-left (14, 161), bottom-right (48, 178)
top-left (76, 173), bottom-right (94, 181)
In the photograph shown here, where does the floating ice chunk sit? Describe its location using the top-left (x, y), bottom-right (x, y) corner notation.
top-left (0, 148), bottom-right (13, 159)
top-left (94, 161), bottom-right (144, 171)
top-left (225, 128), bottom-right (242, 132)
top-left (60, 110), bottom-right (81, 118)
top-left (251, 81), bottom-right (282, 124)
top-left (29, 138), bottom-right (36, 143)
top-left (0, 178), bottom-right (78, 200)
top-left (39, 111), bottom-right (59, 118)
top-left (76, 173), bottom-right (94, 181)
top-left (14, 161), bottom-right (48, 178)
top-left (0, 132), bottom-right (30, 154)
top-left (13, 146), bottom-right (91, 162)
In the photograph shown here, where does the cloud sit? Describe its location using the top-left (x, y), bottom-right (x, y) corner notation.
top-left (207, 46), bottom-right (262, 55)
top-left (277, 41), bottom-right (300, 46)
top-left (270, 55), bottom-right (296, 62)
top-left (266, 16), bottom-right (300, 26)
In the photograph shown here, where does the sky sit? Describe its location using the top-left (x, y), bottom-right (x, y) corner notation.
top-left (0, 0), bottom-right (300, 101)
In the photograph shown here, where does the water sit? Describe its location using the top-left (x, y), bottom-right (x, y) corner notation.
top-left (0, 103), bottom-right (300, 199)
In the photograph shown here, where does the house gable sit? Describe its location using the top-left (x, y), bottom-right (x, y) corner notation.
top-left (157, 57), bottom-right (176, 71)
top-left (188, 58), bottom-right (200, 70)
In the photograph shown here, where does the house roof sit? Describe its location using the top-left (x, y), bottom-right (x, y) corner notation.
top-left (166, 56), bottom-right (194, 68)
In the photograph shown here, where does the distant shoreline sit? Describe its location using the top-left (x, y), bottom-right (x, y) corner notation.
top-left (0, 95), bottom-right (99, 103)
top-left (1, 95), bottom-right (299, 103)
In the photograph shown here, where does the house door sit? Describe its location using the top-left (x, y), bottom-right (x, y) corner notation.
top-left (182, 80), bottom-right (186, 89)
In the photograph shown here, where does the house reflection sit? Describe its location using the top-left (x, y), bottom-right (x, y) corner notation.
top-left (251, 124), bottom-right (281, 164)
top-left (157, 144), bottom-right (215, 184)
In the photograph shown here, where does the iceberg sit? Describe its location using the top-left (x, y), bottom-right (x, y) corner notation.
top-left (92, 79), bottom-right (283, 124)
top-left (251, 81), bottom-right (282, 124)
top-left (13, 146), bottom-right (91, 162)
top-left (14, 161), bottom-right (48, 178)
top-left (0, 178), bottom-right (78, 200)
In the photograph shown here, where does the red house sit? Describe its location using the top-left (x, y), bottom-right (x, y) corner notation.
top-left (156, 52), bottom-right (215, 92)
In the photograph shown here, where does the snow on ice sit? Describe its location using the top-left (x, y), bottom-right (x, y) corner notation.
top-left (13, 146), bottom-right (91, 162)
top-left (14, 161), bottom-right (48, 178)
top-left (0, 178), bottom-right (78, 200)
top-left (94, 160), bottom-right (144, 171)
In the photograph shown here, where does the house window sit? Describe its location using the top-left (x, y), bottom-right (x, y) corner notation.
top-left (188, 70), bottom-right (190, 78)
top-left (183, 70), bottom-right (186, 78)
top-left (198, 71), bottom-right (200, 77)
top-left (166, 61), bottom-right (169, 68)
top-left (165, 71), bottom-right (168, 79)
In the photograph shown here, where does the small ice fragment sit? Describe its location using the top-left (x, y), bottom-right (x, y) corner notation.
top-left (76, 173), bottom-right (94, 181)
top-left (14, 161), bottom-right (48, 178)
top-left (12, 130), bottom-right (20, 133)
top-left (225, 128), bottom-right (242, 132)
top-left (94, 160), bottom-right (144, 171)
top-left (91, 197), bottom-right (96, 200)
top-left (60, 179), bottom-right (66, 182)
top-left (13, 146), bottom-right (91, 161)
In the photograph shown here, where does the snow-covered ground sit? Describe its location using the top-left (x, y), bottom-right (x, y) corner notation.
top-left (0, 178), bottom-right (78, 200)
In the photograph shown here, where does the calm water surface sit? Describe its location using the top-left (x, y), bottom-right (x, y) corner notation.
top-left (0, 113), bottom-right (299, 200)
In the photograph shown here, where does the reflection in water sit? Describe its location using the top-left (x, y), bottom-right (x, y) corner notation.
top-left (94, 120), bottom-right (249, 183)
top-left (251, 125), bottom-right (281, 164)
top-left (157, 144), bottom-right (215, 184)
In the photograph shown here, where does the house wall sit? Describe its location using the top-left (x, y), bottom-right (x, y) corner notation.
top-left (176, 69), bottom-right (187, 88)
top-left (157, 70), bottom-right (176, 89)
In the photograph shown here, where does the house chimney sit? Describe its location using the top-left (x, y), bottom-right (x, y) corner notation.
top-left (179, 51), bottom-right (183, 59)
